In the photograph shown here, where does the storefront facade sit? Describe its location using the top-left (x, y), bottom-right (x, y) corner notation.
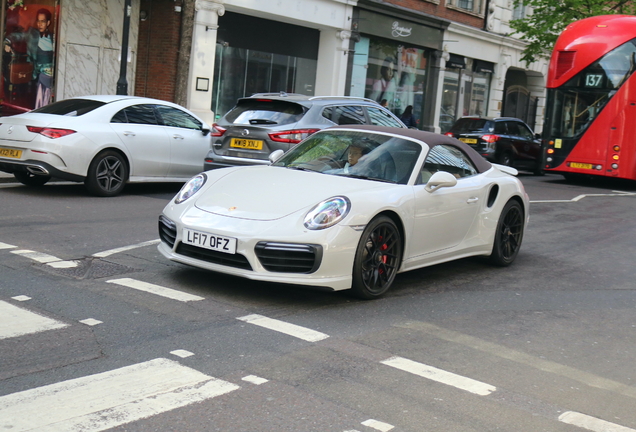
top-left (1, 0), bottom-right (139, 114)
top-left (347, 5), bottom-right (447, 131)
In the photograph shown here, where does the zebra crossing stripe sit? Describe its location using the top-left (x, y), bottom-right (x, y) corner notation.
top-left (0, 358), bottom-right (239, 432)
top-left (0, 300), bottom-right (68, 340)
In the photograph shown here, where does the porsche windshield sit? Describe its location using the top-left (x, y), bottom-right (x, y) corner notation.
top-left (272, 130), bottom-right (422, 184)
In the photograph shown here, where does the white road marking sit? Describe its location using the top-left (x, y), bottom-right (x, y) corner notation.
top-left (381, 356), bottom-right (496, 396)
top-left (559, 411), bottom-right (636, 432)
top-left (92, 239), bottom-right (161, 258)
top-left (530, 190), bottom-right (636, 203)
top-left (0, 300), bottom-right (68, 339)
top-left (170, 349), bottom-right (194, 358)
top-left (398, 320), bottom-right (636, 399)
top-left (11, 295), bottom-right (31, 301)
top-left (242, 375), bottom-right (268, 385)
top-left (361, 419), bottom-right (394, 431)
top-left (0, 358), bottom-right (239, 432)
top-left (79, 318), bottom-right (103, 326)
top-left (10, 249), bottom-right (62, 264)
top-left (0, 242), bottom-right (16, 249)
top-left (107, 277), bottom-right (204, 302)
top-left (47, 260), bottom-right (79, 268)
top-left (237, 314), bottom-right (329, 342)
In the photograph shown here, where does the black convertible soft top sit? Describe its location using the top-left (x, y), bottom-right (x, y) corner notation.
top-left (327, 124), bottom-right (493, 174)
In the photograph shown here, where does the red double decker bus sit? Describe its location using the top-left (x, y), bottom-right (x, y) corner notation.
top-left (543, 15), bottom-right (636, 180)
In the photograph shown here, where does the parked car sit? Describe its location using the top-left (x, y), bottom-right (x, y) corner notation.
top-left (160, 125), bottom-right (529, 299)
top-left (203, 93), bottom-right (406, 171)
top-left (0, 95), bottom-right (212, 196)
top-left (444, 116), bottom-right (544, 175)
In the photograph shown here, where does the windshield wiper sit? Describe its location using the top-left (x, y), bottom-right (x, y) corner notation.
top-left (286, 165), bottom-right (317, 172)
top-left (249, 119), bottom-right (278, 125)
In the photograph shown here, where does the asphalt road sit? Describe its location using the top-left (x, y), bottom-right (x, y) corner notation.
top-left (1, 172), bottom-right (636, 432)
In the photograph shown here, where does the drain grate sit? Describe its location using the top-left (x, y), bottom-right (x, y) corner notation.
top-left (43, 258), bottom-right (142, 279)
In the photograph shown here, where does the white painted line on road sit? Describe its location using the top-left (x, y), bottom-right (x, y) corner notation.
top-left (0, 300), bottom-right (68, 339)
top-left (10, 249), bottom-right (62, 264)
top-left (530, 190), bottom-right (636, 203)
top-left (11, 295), bottom-right (31, 301)
top-left (237, 314), bottom-right (329, 342)
top-left (559, 411), bottom-right (636, 432)
top-left (170, 349), bottom-right (194, 358)
top-left (79, 318), bottom-right (103, 326)
top-left (242, 375), bottom-right (268, 385)
top-left (0, 357), bottom-right (239, 432)
top-left (92, 239), bottom-right (161, 258)
top-left (381, 356), bottom-right (496, 396)
top-left (47, 260), bottom-right (79, 268)
top-left (361, 419), bottom-right (394, 431)
top-left (107, 277), bottom-right (205, 302)
top-left (0, 242), bottom-right (16, 249)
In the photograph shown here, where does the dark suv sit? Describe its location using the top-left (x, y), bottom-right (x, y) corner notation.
top-left (444, 116), bottom-right (543, 175)
top-left (203, 93), bottom-right (406, 170)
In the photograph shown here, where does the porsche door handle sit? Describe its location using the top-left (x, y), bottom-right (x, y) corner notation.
top-left (172, 134), bottom-right (184, 140)
top-left (467, 197), bottom-right (479, 204)
top-left (123, 131), bottom-right (136, 136)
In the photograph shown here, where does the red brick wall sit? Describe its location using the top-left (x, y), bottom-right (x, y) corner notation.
top-left (134, 0), bottom-right (181, 102)
top-left (381, 0), bottom-right (485, 28)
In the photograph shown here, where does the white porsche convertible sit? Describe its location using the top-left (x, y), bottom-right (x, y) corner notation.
top-left (158, 125), bottom-right (529, 299)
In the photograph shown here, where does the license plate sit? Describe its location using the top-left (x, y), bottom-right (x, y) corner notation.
top-left (570, 162), bottom-right (593, 169)
top-left (182, 228), bottom-right (237, 254)
top-left (0, 147), bottom-right (22, 159)
top-left (230, 138), bottom-right (263, 150)
top-left (459, 138), bottom-right (477, 144)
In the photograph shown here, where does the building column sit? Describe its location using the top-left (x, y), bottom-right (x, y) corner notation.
top-left (188, 0), bottom-right (225, 126)
top-left (314, 28), bottom-right (354, 96)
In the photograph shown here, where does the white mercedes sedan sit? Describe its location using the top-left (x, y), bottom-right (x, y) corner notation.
top-left (0, 95), bottom-right (212, 196)
top-left (158, 125), bottom-right (529, 299)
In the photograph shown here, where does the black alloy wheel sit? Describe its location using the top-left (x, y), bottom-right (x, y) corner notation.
top-left (489, 200), bottom-right (524, 266)
top-left (14, 170), bottom-right (51, 186)
top-left (497, 151), bottom-right (513, 167)
top-left (84, 150), bottom-right (128, 197)
top-left (351, 215), bottom-right (403, 299)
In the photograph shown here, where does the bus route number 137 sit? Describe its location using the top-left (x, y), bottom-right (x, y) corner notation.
top-left (584, 73), bottom-right (603, 88)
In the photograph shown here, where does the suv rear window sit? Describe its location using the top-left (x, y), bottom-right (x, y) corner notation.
top-left (451, 118), bottom-right (492, 133)
top-left (224, 99), bottom-right (306, 126)
top-left (30, 99), bottom-right (106, 116)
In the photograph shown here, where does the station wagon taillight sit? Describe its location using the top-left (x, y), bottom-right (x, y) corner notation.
top-left (444, 132), bottom-right (455, 137)
top-left (481, 134), bottom-right (500, 143)
top-left (27, 126), bottom-right (76, 139)
top-left (269, 129), bottom-right (320, 144)
top-left (210, 123), bottom-right (227, 137)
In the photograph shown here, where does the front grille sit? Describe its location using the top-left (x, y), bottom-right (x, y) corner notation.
top-left (158, 215), bottom-right (177, 248)
top-left (176, 243), bottom-right (252, 270)
top-left (255, 242), bottom-right (322, 274)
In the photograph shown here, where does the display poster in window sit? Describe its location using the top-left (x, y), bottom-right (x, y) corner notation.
top-left (2, 0), bottom-right (59, 114)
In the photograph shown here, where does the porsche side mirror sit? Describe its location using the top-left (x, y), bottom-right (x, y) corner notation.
top-left (269, 149), bottom-right (284, 163)
top-left (201, 127), bottom-right (210, 136)
top-left (425, 171), bottom-right (457, 193)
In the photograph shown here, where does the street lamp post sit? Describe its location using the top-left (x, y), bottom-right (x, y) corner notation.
top-left (116, 0), bottom-right (132, 95)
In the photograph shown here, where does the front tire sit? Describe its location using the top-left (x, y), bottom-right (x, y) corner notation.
top-left (351, 216), bottom-right (402, 299)
top-left (14, 171), bottom-right (51, 186)
top-left (489, 200), bottom-right (524, 266)
top-left (84, 150), bottom-right (128, 197)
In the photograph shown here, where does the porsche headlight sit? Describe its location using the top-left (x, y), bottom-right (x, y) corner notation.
top-left (304, 196), bottom-right (351, 230)
top-left (175, 173), bottom-right (207, 204)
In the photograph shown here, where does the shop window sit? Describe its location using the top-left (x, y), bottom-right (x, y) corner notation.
top-left (448, 0), bottom-right (485, 15)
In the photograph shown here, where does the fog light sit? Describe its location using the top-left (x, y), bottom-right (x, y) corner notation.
top-left (611, 163), bottom-right (618, 169)
top-left (595, 165), bottom-right (602, 170)
top-left (546, 157), bottom-right (553, 162)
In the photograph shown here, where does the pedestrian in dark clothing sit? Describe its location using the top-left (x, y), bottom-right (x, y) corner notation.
top-left (400, 105), bottom-right (417, 128)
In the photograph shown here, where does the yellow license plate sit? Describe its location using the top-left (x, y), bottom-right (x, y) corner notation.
top-left (0, 147), bottom-right (22, 159)
top-left (570, 162), bottom-right (593, 169)
top-left (459, 138), bottom-right (478, 144)
top-left (230, 138), bottom-right (263, 150)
